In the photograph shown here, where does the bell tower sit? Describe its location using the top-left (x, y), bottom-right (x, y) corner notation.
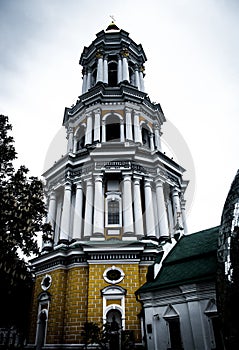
top-left (28, 22), bottom-right (188, 349)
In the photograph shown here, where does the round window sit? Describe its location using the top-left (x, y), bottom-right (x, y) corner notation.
top-left (103, 266), bottom-right (124, 284)
top-left (41, 274), bottom-right (52, 291)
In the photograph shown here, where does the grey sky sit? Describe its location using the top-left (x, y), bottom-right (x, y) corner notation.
top-left (1, 0), bottom-right (239, 233)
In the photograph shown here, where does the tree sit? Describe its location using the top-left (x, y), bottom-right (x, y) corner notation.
top-left (0, 115), bottom-right (48, 344)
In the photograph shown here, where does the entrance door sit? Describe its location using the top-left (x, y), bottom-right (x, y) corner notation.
top-left (106, 309), bottom-right (122, 350)
top-left (36, 310), bottom-right (47, 350)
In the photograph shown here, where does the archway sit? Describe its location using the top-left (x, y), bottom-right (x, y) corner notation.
top-left (36, 310), bottom-right (47, 350)
top-left (106, 309), bottom-right (122, 350)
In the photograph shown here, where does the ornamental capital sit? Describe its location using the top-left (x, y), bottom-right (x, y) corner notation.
top-left (121, 48), bottom-right (129, 58)
top-left (96, 49), bottom-right (103, 59)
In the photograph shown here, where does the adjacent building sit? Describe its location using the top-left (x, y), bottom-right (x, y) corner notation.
top-left (137, 226), bottom-right (223, 350)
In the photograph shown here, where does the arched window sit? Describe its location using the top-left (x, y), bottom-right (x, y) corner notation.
top-left (108, 61), bottom-right (118, 86)
top-left (142, 125), bottom-right (151, 148)
top-left (106, 115), bottom-right (120, 142)
top-left (75, 126), bottom-right (86, 151)
top-left (101, 285), bottom-right (126, 329)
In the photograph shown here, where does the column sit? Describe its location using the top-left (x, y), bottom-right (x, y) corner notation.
top-left (172, 188), bottom-right (183, 231)
top-left (102, 120), bottom-right (106, 142)
top-left (96, 56), bottom-right (104, 83)
top-left (103, 56), bottom-right (108, 84)
top-left (125, 108), bottom-right (133, 141)
top-left (122, 174), bottom-right (134, 234)
top-left (84, 178), bottom-right (94, 238)
top-left (166, 199), bottom-right (174, 237)
top-left (72, 182), bottom-right (83, 240)
top-left (67, 127), bottom-right (74, 153)
top-left (47, 191), bottom-right (56, 231)
top-left (93, 174), bottom-right (104, 235)
top-left (154, 126), bottom-right (162, 150)
top-left (181, 198), bottom-right (188, 234)
top-left (139, 68), bottom-right (145, 92)
top-left (60, 182), bottom-right (72, 241)
top-left (149, 133), bottom-right (155, 151)
top-left (155, 179), bottom-right (169, 239)
top-left (117, 56), bottom-right (123, 83)
top-left (134, 66), bottom-right (140, 90)
top-left (82, 69), bottom-right (87, 94)
top-left (86, 69), bottom-right (92, 91)
top-left (120, 121), bottom-right (125, 142)
top-left (93, 109), bottom-right (101, 142)
top-left (122, 56), bottom-right (130, 82)
top-left (133, 177), bottom-right (144, 236)
top-left (85, 113), bottom-right (93, 145)
top-left (144, 179), bottom-right (156, 237)
top-left (134, 112), bottom-right (142, 143)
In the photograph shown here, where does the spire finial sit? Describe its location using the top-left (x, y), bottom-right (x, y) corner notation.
top-left (106, 17), bottom-right (119, 31)
top-left (110, 15), bottom-right (116, 22)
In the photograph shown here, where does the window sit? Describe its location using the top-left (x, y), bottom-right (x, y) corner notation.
top-left (108, 200), bottom-right (120, 225)
top-left (103, 266), bottom-right (125, 284)
top-left (142, 126), bottom-right (150, 148)
top-left (167, 318), bottom-right (183, 350)
top-left (108, 61), bottom-right (118, 86)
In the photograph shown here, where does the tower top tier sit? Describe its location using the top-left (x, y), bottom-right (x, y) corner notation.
top-left (79, 23), bottom-right (147, 94)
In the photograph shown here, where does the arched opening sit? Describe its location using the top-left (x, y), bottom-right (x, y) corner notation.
top-left (106, 309), bottom-right (122, 350)
top-left (36, 310), bottom-right (47, 350)
top-left (106, 309), bottom-right (122, 330)
top-left (75, 126), bottom-right (85, 151)
top-left (106, 115), bottom-right (120, 142)
top-left (108, 61), bottom-right (118, 87)
top-left (142, 125), bottom-right (151, 148)
top-left (129, 65), bottom-right (135, 86)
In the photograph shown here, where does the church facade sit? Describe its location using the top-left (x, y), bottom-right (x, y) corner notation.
top-left (27, 22), bottom-right (188, 349)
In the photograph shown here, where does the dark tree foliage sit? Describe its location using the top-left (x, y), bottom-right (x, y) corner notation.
top-left (0, 115), bottom-right (48, 338)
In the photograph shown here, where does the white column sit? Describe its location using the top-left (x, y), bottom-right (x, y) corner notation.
top-left (133, 177), bottom-right (144, 236)
top-left (96, 56), bottom-right (104, 83)
top-left (120, 121), bottom-right (125, 142)
top-left (47, 191), bottom-right (56, 231)
top-left (85, 113), bottom-right (93, 145)
top-left (60, 182), bottom-right (72, 241)
top-left (149, 133), bottom-right (155, 151)
top-left (156, 179), bottom-right (169, 239)
top-left (166, 199), bottom-right (174, 237)
top-left (122, 56), bottom-right (130, 82)
top-left (134, 112), bottom-right (142, 143)
top-left (67, 127), bottom-right (74, 153)
top-left (154, 126), bottom-right (161, 150)
top-left (172, 188), bottom-right (183, 231)
top-left (117, 57), bottom-right (123, 83)
top-left (72, 182), bottom-right (83, 240)
top-left (181, 198), bottom-right (188, 234)
top-left (84, 178), bottom-right (94, 238)
top-left (82, 69), bottom-right (87, 94)
top-left (102, 120), bottom-right (106, 142)
top-left (144, 179), bottom-right (156, 238)
top-left (86, 69), bottom-right (92, 91)
top-left (93, 174), bottom-right (104, 235)
top-left (125, 108), bottom-right (133, 141)
top-left (134, 67), bottom-right (140, 90)
top-left (103, 57), bottom-right (108, 84)
top-left (93, 109), bottom-right (101, 142)
top-left (123, 174), bottom-right (134, 234)
top-left (139, 69), bottom-right (145, 92)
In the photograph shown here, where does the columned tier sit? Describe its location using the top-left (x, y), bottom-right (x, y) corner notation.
top-left (44, 162), bottom-right (185, 246)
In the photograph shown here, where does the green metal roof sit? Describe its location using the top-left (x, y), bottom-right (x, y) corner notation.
top-left (137, 226), bottom-right (220, 293)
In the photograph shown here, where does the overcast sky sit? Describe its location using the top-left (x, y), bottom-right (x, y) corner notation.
top-left (1, 0), bottom-right (239, 234)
